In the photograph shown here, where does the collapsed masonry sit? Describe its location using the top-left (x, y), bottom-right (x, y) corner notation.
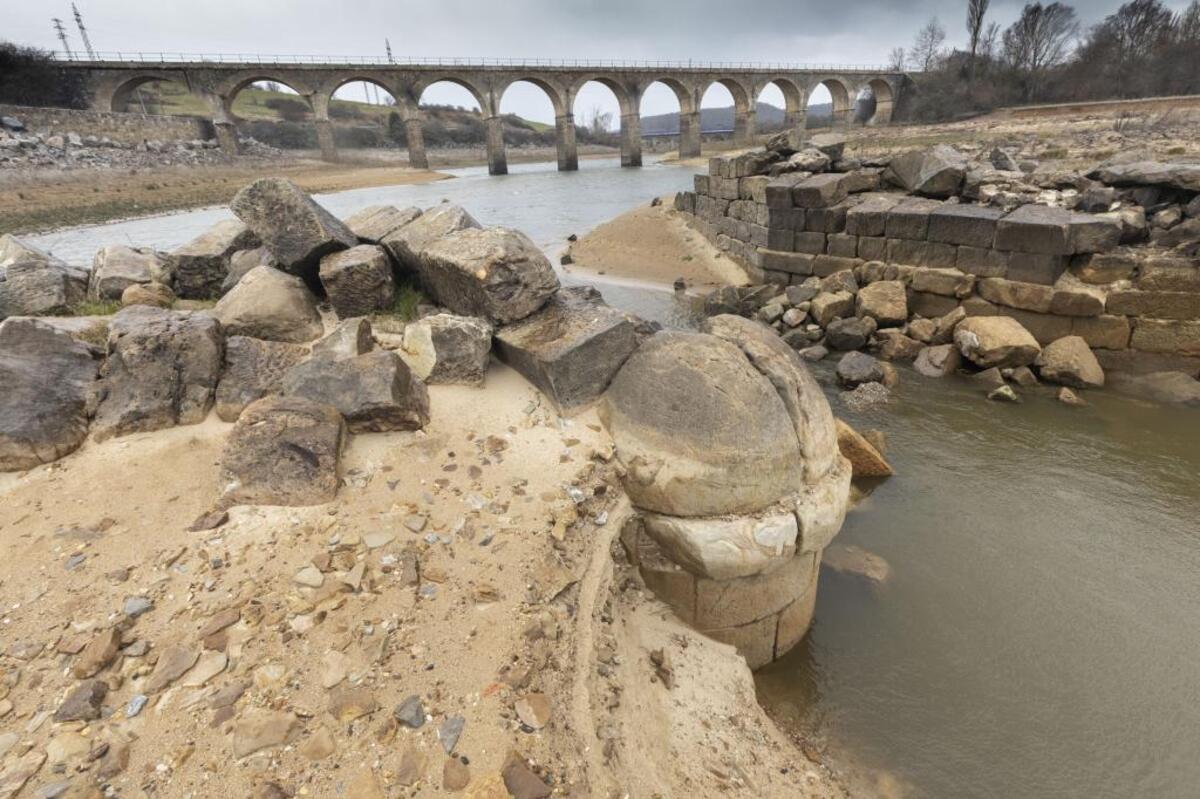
top-left (675, 135), bottom-right (1200, 366)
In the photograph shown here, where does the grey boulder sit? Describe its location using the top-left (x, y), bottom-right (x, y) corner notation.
top-left (417, 227), bottom-right (560, 324)
top-left (168, 219), bottom-right (259, 300)
top-left (494, 287), bottom-right (636, 414)
top-left (835, 350), bottom-right (884, 387)
top-left (343, 205), bottom-right (422, 244)
top-left (883, 145), bottom-right (967, 198)
top-left (214, 266), bottom-right (324, 343)
top-left (215, 336), bottom-right (309, 422)
top-left (381, 203), bottom-right (479, 271)
top-left (318, 244), bottom-right (395, 318)
top-left (230, 178), bottom-right (356, 281)
top-left (0, 235), bottom-right (88, 318)
top-left (283, 350), bottom-right (430, 433)
top-left (954, 316), bottom-right (1041, 369)
top-left (1034, 335), bottom-right (1104, 389)
top-left (219, 395), bottom-right (346, 507)
top-left (0, 318), bottom-right (99, 471)
top-left (89, 245), bottom-right (169, 300)
top-left (400, 313), bottom-right (493, 386)
top-left (222, 246), bottom-right (278, 295)
top-left (92, 306), bottom-right (223, 441)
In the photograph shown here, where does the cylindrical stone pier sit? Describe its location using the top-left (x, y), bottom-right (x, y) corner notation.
top-left (679, 111), bottom-right (702, 159)
top-left (620, 112), bottom-right (642, 167)
top-left (212, 121), bottom-right (240, 155)
top-left (485, 116), bottom-right (507, 176)
top-left (734, 109), bottom-right (757, 144)
top-left (405, 118), bottom-right (429, 169)
top-left (555, 114), bottom-right (579, 172)
top-left (315, 118), bottom-right (338, 162)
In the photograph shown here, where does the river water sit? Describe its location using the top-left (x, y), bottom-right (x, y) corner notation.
top-left (25, 158), bottom-right (1200, 798)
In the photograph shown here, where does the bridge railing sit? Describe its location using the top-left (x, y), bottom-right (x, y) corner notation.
top-left (47, 51), bottom-right (893, 73)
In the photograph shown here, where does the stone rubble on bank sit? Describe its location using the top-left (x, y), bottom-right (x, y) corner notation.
top-left (681, 138), bottom-right (1200, 404)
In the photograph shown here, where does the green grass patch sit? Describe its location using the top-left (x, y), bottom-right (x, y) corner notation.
top-left (370, 281), bottom-right (426, 333)
top-left (1167, 146), bottom-right (1187, 155)
top-left (64, 299), bottom-right (121, 317)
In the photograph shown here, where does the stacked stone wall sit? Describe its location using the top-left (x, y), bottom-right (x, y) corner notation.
top-left (0, 104), bottom-right (212, 146)
top-left (676, 153), bottom-right (1200, 359)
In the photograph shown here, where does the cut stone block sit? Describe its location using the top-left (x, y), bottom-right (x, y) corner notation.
top-left (885, 198), bottom-right (944, 240)
top-left (994, 204), bottom-right (1073, 255)
top-left (928, 204), bottom-right (1004, 248)
top-left (792, 174), bottom-right (848, 209)
top-left (494, 287), bottom-right (637, 414)
top-left (283, 350), bottom-right (430, 433)
top-left (342, 205), bottom-right (422, 244)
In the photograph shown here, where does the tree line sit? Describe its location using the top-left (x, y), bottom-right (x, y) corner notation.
top-left (897, 0), bottom-right (1200, 120)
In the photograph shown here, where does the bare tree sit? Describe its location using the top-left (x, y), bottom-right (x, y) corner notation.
top-left (1003, 2), bottom-right (1079, 100)
top-left (588, 106), bottom-right (614, 134)
top-left (967, 0), bottom-right (992, 87)
top-left (888, 47), bottom-right (907, 71)
top-left (981, 21), bottom-right (1002, 62)
top-left (1179, 1), bottom-right (1200, 42)
top-left (912, 18), bottom-right (948, 72)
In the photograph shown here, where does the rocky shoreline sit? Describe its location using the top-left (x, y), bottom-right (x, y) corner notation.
top-left (675, 131), bottom-right (1200, 408)
top-left (0, 175), bottom-right (879, 796)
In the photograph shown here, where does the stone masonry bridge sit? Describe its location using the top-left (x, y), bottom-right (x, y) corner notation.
top-left (57, 55), bottom-right (907, 174)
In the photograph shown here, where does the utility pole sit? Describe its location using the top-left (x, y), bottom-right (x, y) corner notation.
top-left (72, 3), bottom-right (96, 60)
top-left (53, 18), bottom-right (74, 60)
top-left (385, 38), bottom-right (395, 65)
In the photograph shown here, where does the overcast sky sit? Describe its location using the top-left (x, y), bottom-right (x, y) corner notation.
top-left (5, 0), bottom-right (1194, 121)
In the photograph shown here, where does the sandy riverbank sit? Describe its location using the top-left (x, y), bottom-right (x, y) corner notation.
top-left (0, 354), bottom-right (848, 797)
top-left (564, 199), bottom-right (750, 291)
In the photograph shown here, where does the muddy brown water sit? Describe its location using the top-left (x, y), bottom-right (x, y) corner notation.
top-left (25, 158), bottom-right (1200, 798)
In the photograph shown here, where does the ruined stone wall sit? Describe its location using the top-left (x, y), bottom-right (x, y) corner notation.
top-left (676, 152), bottom-right (1200, 360)
top-left (0, 105), bottom-right (212, 146)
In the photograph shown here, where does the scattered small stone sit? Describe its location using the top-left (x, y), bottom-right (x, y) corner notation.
top-left (64, 553), bottom-right (86, 571)
top-left (988, 385), bottom-right (1020, 403)
top-left (145, 644), bottom-right (200, 693)
top-left (363, 531), bottom-right (395, 549)
top-left (439, 714), bottom-right (466, 753)
top-left (1057, 387), bottom-right (1087, 407)
top-left (123, 596), bottom-right (153, 617)
top-left (649, 648), bottom-right (675, 689)
top-left (53, 680), bottom-right (107, 722)
top-left (515, 694), bottom-right (552, 730)
top-left (188, 509), bottom-right (229, 532)
top-left (444, 756), bottom-right (472, 791)
top-left (394, 695), bottom-right (425, 728)
top-left (501, 750), bottom-right (552, 799)
top-left (293, 565), bottom-right (324, 588)
top-left (404, 513), bottom-right (428, 532)
top-left (126, 694), bottom-right (148, 718)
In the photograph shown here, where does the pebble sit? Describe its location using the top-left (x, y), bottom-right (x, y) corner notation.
top-left (64, 554), bottom-right (86, 571)
top-left (362, 532), bottom-right (395, 549)
top-left (52, 680), bottom-right (107, 722)
top-left (403, 513), bottom-right (428, 532)
top-left (126, 694), bottom-right (148, 717)
top-left (393, 695), bottom-right (425, 728)
top-left (144, 644), bottom-right (200, 693)
top-left (439, 714), bottom-right (466, 753)
top-left (515, 693), bottom-right (552, 730)
top-left (123, 596), bottom-right (153, 617)
top-left (293, 565), bottom-right (325, 588)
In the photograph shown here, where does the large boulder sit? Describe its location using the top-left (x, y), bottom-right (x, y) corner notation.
top-left (222, 246), bottom-right (277, 295)
top-left (399, 313), bottom-right (493, 386)
top-left (825, 316), bottom-right (877, 351)
top-left (311, 317), bottom-right (374, 361)
top-left (343, 205), bottom-right (422, 244)
top-left (494, 287), bottom-right (636, 414)
top-left (92, 307), bottom-right (223, 441)
top-left (89, 245), bottom-right (169, 300)
top-left (282, 350), bottom-right (430, 433)
top-left (855, 280), bottom-right (907, 327)
top-left (1107, 371), bottom-right (1200, 406)
top-left (417, 227), bottom-right (560, 324)
top-left (318, 244), bottom-right (395, 318)
top-left (835, 419), bottom-right (893, 478)
top-left (883, 146), bottom-right (967, 198)
top-left (1089, 161), bottom-right (1200, 192)
top-left (230, 178), bottom-right (357, 282)
top-left (1034, 336), bottom-right (1104, 389)
top-left (835, 351), bottom-right (884, 387)
top-left (380, 204), bottom-right (479, 271)
top-left (121, 282), bottom-right (175, 309)
top-left (600, 331), bottom-right (806, 517)
top-left (914, 343), bottom-right (962, 377)
top-left (213, 266), bottom-right (324, 343)
top-left (0, 235), bottom-right (88, 318)
top-left (0, 318), bottom-right (99, 471)
top-left (168, 220), bottom-right (259, 299)
top-left (954, 316), bottom-right (1041, 368)
top-left (214, 336), bottom-right (309, 422)
top-left (219, 395), bottom-right (345, 507)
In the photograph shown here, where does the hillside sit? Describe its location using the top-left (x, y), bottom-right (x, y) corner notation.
top-left (639, 101), bottom-right (833, 135)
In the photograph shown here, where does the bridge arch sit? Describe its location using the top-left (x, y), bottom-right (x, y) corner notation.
top-left (638, 77), bottom-right (699, 160)
top-left (568, 77), bottom-right (638, 168)
top-left (754, 76), bottom-right (805, 134)
top-left (857, 77), bottom-right (896, 126)
top-left (699, 77), bottom-right (756, 144)
top-left (807, 76), bottom-right (855, 129)
top-left (491, 77), bottom-right (572, 174)
top-left (105, 72), bottom-right (186, 113)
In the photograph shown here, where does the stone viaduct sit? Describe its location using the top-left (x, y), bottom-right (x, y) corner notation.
top-left (60, 56), bottom-right (907, 175)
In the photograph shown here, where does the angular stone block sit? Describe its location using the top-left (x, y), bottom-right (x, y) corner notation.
top-left (911, 267), bottom-right (974, 298)
top-left (1050, 274), bottom-right (1106, 317)
top-left (1073, 315), bottom-right (1131, 350)
top-left (495, 287), bottom-right (637, 415)
top-left (381, 203), bottom-right (480, 271)
top-left (231, 178), bottom-right (357, 281)
top-left (1107, 290), bottom-right (1200, 321)
top-left (994, 204), bottom-right (1072, 255)
top-left (400, 313), bottom-right (493, 386)
top-left (1068, 213), bottom-right (1122, 254)
top-left (805, 204), bottom-right (851, 234)
top-left (168, 219), bottom-right (259, 300)
top-left (695, 551), bottom-right (818, 631)
top-left (794, 231), bottom-right (827, 255)
top-left (213, 266), bottom-right (324, 343)
top-left (857, 236), bottom-right (888, 262)
top-left (845, 194), bottom-right (902, 237)
top-left (792, 174), bottom-right (848, 209)
top-left (954, 315), bottom-right (1042, 368)
top-left (641, 508), bottom-right (799, 581)
top-left (215, 336), bottom-right (308, 422)
top-left (928, 204), bottom-right (1004, 248)
top-left (283, 350), bottom-right (430, 433)
top-left (758, 250), bottom-right (815, 276)
top-left (885, 198), bottom-right (943, 241)
top-left (1130, 319), bottom-right (1200, 354)
top-left (956, 245), bottom-right (1009, 278)
top-left (827, 234), bottom-right (859, 258)
top-left (908, 291), bottom-right (960, 319)
top-left (978, 277), bottom-right (1054, 313)
top-left (1006, 252), bottom-right (1068, 285)
top-left (813, 255), bottom-right (861, 278)
top-left (997, 307), bottom-right (1073, 346)
top-left (343, 205), bottom-right (421, 244)
top-left (89, 245), bottom-right (168, 300)
top-left (219, 395), bottom-right (345, 507)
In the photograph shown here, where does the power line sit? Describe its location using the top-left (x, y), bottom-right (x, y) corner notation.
top-left (52, 18), bottom-right (73, 59)
top-left (72, 3), bottom-right (96, 60)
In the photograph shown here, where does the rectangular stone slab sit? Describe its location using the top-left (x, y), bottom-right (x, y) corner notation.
top-left (494, 287), bottom-right (638, 415)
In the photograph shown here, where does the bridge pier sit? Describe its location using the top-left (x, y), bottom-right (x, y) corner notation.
top-left (555, 114), bottom-right (578, 172)
top-left (213, 122), bottom-right (240, 155)
top-left (679, 111), bottom-right (702, 159)
top-left (485, 116), bottom-right (508, 176)
top-left (734, 108), bottom-right (756, 144)
top-left (620, 112), bottom-right (642, 167)
top-left (315, 118), bottom-right (339, 162)
top-left (405, 118), bottom-right (429, 170)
